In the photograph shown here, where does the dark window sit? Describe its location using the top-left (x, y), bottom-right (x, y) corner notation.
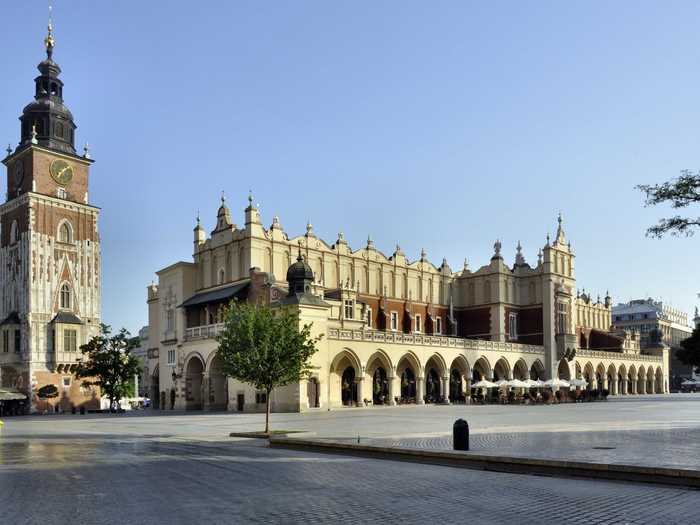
top-left (14, 329), bottom-right (20, 353)
top-left (255, 392), bottom-right (267, 404)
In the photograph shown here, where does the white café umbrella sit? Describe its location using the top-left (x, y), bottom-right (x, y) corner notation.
top-left (681, 379), bottom-right (700, 386)
top-left (525, 378), bottom-right (544, 388)
top-left (507, 378), bottom-right (530, 388)
top-left (471, 379), bottom-right (497, 388)
top-left (543, 378), bottom-right (570, 388)
top-left (569, 378), bottom-right (588, 388)
top-left (495, 379), bottom-right (509, 388)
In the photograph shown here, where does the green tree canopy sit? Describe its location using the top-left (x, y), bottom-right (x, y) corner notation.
top-left (75, 324), bottom-right (141, 411)
top-left (216, 302), bottom-right (321, 434)
top-left (638, 170), bottom-right (700, 237)
top-left (677, 327), bottom-right (700, 374)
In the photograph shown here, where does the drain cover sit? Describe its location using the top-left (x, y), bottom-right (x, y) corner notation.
top-left (592, 446), bottom-right (616, 450)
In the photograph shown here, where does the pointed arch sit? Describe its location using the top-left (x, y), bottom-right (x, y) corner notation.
top-left (493, 357), bottom-right (512, 381)
top-left (473, 356), bottom-right (492, 381)
top-left (424, 352), bottom-right (448, 377)
top-left (330, 348), bottom-right (362, 375)
top-left (513, 358), bottom-right (528, 380)
top-left (530, 359), bottom-right (545, 380)
top-left (365, 349), bottom-right (393, 376)
top-left (557, 359), bottom-right (571, 380)
top-left (396, 351), bottom-right (422, 377)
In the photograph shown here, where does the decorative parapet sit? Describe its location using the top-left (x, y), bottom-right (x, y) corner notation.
top-left (185, 323), bottom-right (225, 341)
top-left (326, 328), bottom-right (544, 355)
top-left (576, 348), bottom-right (662, 363)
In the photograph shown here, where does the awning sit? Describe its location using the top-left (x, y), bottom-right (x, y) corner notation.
top-left (51, 311), bottom-right (84, 325)
top-left (0, 312), bottom-right (20, 326)
top-left (0, 388), bottom-right (27, 401)
top-left (180, 280), bottom-right (250, 308)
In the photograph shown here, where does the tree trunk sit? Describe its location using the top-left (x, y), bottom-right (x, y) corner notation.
top-left (265, 389), bottom-right (271, 435)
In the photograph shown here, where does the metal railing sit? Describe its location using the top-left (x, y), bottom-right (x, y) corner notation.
top-left (184, 323), bottom-right (225, 341)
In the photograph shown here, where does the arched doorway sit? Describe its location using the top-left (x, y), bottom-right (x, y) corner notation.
top-left (655, 368), bottom-right (664, 394)
top-left (208, 354), bottom-right (228, 411)
top-left (425, 368), bottom-right (440, 403)
top-left (185, 356), bottom-right (204, 410)
top-left (341, 366), bottom-right (357, 406)
top-left (473, 357), bottom-right (491, 382)
top-left (628, 367), bottom-right (636, 394)
top-left (400, 367), bottom-right (416, 402)
top-left (307, 377), bottom-right (320, 408)
top-left (449, 369), bottom-right (463, 403)
top-left (372, 367), bottom-right (389, 405)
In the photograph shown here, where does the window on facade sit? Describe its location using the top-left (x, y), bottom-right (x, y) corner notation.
top-left (10, 220), bottom-right (18, 244)
top-left (59, 222), bottom-right (71, 243)
top-left (57, 188), bottom-right (67, 199)
top-left (167, 348), bottom-right (176, 366)
top-left (62, 377), bottom-right (71, 388)
top-left (60, 283), bottom-right (71, 309)
top-left (2, 331), bottom-right (7, 353)
top-left (365, 307), bottom-right (372, 328)
top-left (64, 329), bottom-right (77, 352)
top-left (166, 309), bottom-right (174, 332)
top-left (415, 314), bottom-right (422, 333)
top-left (390, 311), bottom-right (398, 331)
top-left (218, 268), bottom-right (225, 285)
top-left (509, 313), bottom-right (518, 340)
top-left (436, 317), bottom-right (442, 335)
top-left (255, 392), bottom-right (267, 404)
top-left (557, 302), bottom-right (568, 335)
top-left (14, 329), bottom-right (20, 353)
top-left (344, 300), bottom-right (354, 319)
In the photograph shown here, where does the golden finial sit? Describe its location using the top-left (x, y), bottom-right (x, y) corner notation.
top-left (45, 3), bottom-right (55, 59)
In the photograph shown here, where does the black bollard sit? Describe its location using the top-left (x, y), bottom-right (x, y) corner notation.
top-left (453, 418), bottom-right (469, 451)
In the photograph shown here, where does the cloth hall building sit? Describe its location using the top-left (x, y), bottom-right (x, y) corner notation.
top-left (146, 197), bottom-right (669, 412)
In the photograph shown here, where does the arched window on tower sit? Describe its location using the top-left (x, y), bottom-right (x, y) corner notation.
top-left (10, 220), bottom-right (18, 244)
top-left (60, 283), bottom-right (71, 310)
top-left (58, 222), bottom-right (72, 243)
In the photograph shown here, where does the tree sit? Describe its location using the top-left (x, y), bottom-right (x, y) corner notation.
top-left (637, 170), bottom-right (700, 237)
top-left (677, 327), bottom-right (700, 374)
top-left (216, 302), bottom-right (321, 434)
top-left (76, 324), bottom-right (142, 412)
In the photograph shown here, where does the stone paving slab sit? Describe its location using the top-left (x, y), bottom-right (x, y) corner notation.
top-left (362, 428), bottom-right (700, 471)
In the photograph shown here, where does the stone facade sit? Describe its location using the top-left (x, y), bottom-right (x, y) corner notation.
top-left (147, 199), bottom-right (669, 413)
top-left (0, 25), bottom-right (101, 412)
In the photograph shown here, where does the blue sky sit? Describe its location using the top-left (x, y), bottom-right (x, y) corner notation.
top-left (1, 1), bottom-right (698, 333)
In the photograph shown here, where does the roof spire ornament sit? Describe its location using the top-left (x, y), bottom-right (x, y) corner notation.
top-left (555, 211), bottom-right (566, 244)
top-left (463, 258), bottom-right (469, 271)
top-left (515, 240), bottom-right (526, 266)
top-left (83, 142), bottom-right (90, 159)
top-left (45, 3), bottom-right (55, 60)
top-left (492, 238), bottom-right (502, 259)
top-left (6, 144), bottom-right (12, 156)
top-left (31, 125), bottom-right (38, 145)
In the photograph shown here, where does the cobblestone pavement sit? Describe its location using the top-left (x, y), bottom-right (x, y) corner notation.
top-left (344, 428), bottom-right (700, 471)
top-left (1, 433), bottom-right (698, 525)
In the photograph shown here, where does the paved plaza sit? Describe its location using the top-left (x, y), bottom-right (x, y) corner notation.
top-left (1, 395), bottom-right (699, 524)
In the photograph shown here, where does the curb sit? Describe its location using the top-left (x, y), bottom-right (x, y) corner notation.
top-left (269, 437), bottom-right (700, 489)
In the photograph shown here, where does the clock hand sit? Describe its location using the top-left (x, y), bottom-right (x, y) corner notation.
top-left (58, 166), bottom-right (70, 178)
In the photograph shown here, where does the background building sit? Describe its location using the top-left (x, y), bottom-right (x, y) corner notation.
top-left (0, 21), bottom-right (101, 413)
top-left (613, 299), bottom-right (693, 390)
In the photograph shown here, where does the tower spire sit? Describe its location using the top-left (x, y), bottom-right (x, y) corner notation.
top-left (45, 3), bottom-right (55, 60)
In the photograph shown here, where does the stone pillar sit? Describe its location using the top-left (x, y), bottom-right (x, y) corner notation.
top-left (602, 376), bottom-right (608, 391)
top-left (416, 376), bottom-right (425, 404)
top-left (639, 379), bottom-right (645, 395)
top-left (388, 374), bottom-right (398, 405)
top-left (355, 378), bottom-right (364, 407)
top-left (443, 376), bottom-right (451, 403)
top-left (201, 373), bottom-right (210, 410)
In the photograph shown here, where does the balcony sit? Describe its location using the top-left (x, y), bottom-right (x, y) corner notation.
top-left (185, 323), bottom-right (225, 342)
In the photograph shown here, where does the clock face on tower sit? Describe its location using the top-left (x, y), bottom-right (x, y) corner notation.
top-left (13, 161), bottom-right (24, 185)
top-left (49, 159), bottom-right (74, 186)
